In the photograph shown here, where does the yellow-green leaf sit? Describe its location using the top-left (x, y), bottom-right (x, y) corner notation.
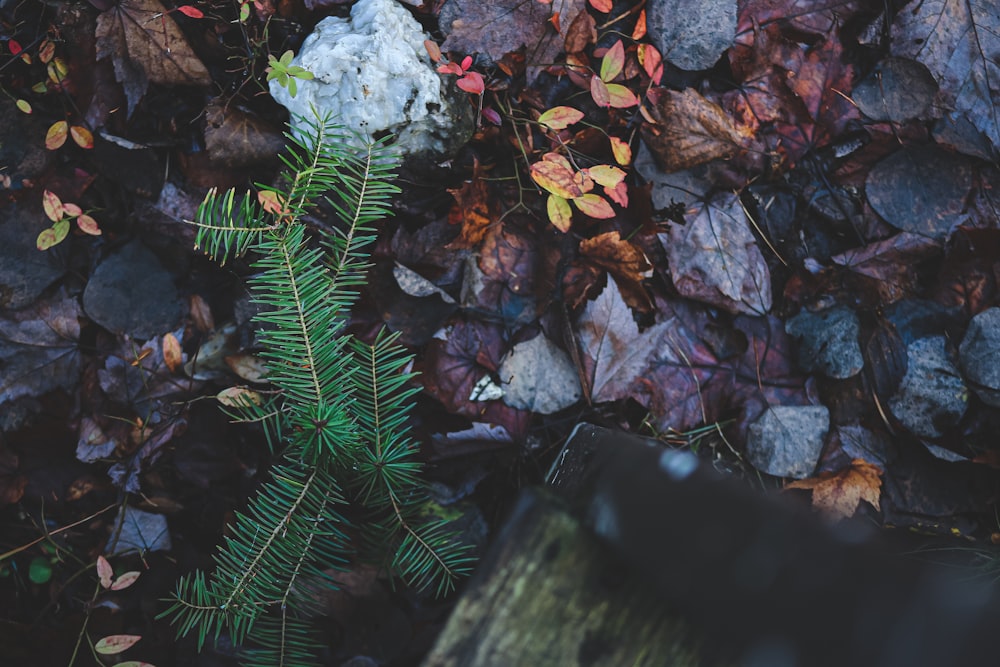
top-left (45, 120), bottom-right (68, 150)
top-left (95, 634), bottom-right (142, 655)
top-left (538, 106), bottom-right (584, 131)
top-left (76, 214), bottom-right (101, 235)
top-left (15, 99), bottom-right (31, 114)
top-left (42, 190), bottom-right (63, 221)
top-left (585, 164), bottom-right (626, 188)
top-left (600, 40), bottom-right (625, 82)
top-left (547, 195), bottom-right (573, 232)
top-left (606, 83), bottom-right (639, 109)
top-left (71, 125), bottom-right (94, 149)
top-left (530, 158), bottom-right (584, 199)
top-left (610, 136), bottom-right (632, 165)
top-left (573, 193), bottom-right (615, 219)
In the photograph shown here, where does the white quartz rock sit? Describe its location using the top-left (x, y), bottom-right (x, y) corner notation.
top-left (270, 0), bottom-right (472, 161)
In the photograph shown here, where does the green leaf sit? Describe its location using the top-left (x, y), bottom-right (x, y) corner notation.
top-left (95, 634), bottom-right (142, 655)
top-left (28, 556), bottom-right (52, 584)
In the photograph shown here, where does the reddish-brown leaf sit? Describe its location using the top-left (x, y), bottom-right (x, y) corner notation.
top-left (176, 5), bottom-right (204, 18)
top-left (564, 8), bottom-right (596, 53)
top-left (589, 0), bottom-right (612, 12)
top-left (579, 231), bottom-right (652, 312)
top-left (162, 332), bottom-right (182, 373)
top-left (110, 571), bottom-right (141, 590)
top-left (447, 173), bottom-right (495, 249)
top-left (637, 43), bottom-right (663, 84)
top-left (456, 71), bottom-right (485, 94)
top-left (786, 459), bottom-right (883, 520)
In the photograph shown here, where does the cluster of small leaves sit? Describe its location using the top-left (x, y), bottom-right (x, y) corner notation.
top-left (38, 190), bottom-right (101, 250)
top-left (265, 50), bottom-right (314, 98)
top-left (160, 112), bottom-right (474, 667)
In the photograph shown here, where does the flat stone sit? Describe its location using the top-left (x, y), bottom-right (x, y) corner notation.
top-left (83, 241), bottom-right (186, 339)
top-left (888, 336), bottom-right (967, 438)
top-left (959, 307), bottom-right (1000, 407)
top-left (785, 305), bottom-right (864, 379)
top-left (746, 405), bottom-right (829, 478)
top-left (647, 0), bottom-right (736, 71)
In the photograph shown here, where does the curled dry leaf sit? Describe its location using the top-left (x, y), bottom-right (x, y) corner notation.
top-left (447, 172), bottom-right (494, 249)
top-left (641, 87), bottom-right (754, 172)
top-left (786, 459), bottom-right (883, 520)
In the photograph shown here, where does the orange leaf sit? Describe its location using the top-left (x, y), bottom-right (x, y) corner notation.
top-left (572, 168), bottom-right (595, 194)
top-left (538, 105), bottom-right (584, 131)
top-left (45, 120), bottom-right (68, 150)
top-left (42, 190), bottom-right (64, 222)
top-left (637, 44), bottom-right (663, 85)
top-left (110, 571), bottom-right (141, 590)
top-left (564, 9), bottom-right (596, 53)
top-left (424, 40), bottom-right (442, 62)
top-left (573, 193), bottom-right (615, 218)
top-left (600, 40), bottom-right (625, 82)
top-left (605, 83), bottom-right (639, 108)
top-left (547, 195), bottom-right (573, 232)
top-left (76, 214), bottom-right (101, 235)
top-left (71, 125), bottom-right (94, 149)
top-left (585, 164), bottom-right (626, 188)
top-left (786, 459), bottom-right (882, 520)
top-left (176, 5), bottom-right (203, 18)
top-left (609, 136), bottom-right (632, 165)
top-left (530, 158), bottom-right (584, 199)
top-left (94, 634), bottom-right (142, 655)
top-left (631, 10), bottom-right (647, 40)
top-left (588, 0), bottom-right (612, 12)
top-left (549, 11), bottom-right (560, 33)
top-left (579, 230), bottom-right (652, 284)
top-left (590, 76), bottom-right (610, 107)
top-left (447, 171), bottom-right (494, 249)
top-left (97, 555), bottom-right (113, 589)
top-left (162, 332), bottom-right (182, 373)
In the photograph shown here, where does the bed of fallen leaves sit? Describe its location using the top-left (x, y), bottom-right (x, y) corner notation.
top-left (3, 0), bottom-right (1000, 664)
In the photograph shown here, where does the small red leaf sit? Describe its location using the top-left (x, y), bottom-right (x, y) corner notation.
top-left (176, 5), bottom-right (204, 18)
top-left (95, 634), bottom-right (142, 655)
top-left (460, 55), bottom-right (473, 71)
top-left (638, 44), bottom-right (663, 85)
top-left (457, 71), bottom-right (485, 95)
top-left (588, 0), bottom-right (612, 12)
top-left (437, 62), bottom-right (464, 76)
top-left (45, 120), bottom-right (68, 150)
top-left (8, 39), bottom-right (22, 55)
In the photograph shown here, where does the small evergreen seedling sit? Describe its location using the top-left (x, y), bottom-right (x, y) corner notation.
top-left (161, 112), bottom-right (475, 666)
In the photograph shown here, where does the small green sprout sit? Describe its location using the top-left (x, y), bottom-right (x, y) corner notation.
top-left (265, 50), bottom-right (314, 98)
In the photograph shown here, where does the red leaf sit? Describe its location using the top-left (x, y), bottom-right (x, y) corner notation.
top-left (588, 0), bottom-right (612, 12)
top-left (7, 39), bottom-right (22, 55)
top-left (176, 5), bottom-right (204, 18)
top-left (457, 71), bottom-right (485, 94)
top-left (637, 44), bottom-right (663, 84)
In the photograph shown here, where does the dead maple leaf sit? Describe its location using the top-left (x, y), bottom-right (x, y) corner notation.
top-left (447, 171), bottom-right (494, 249)
top-left (95, 0), bottom-right (211, 116)
top-left (578, 231), bottom-right (653, 313)
top-left (641, 87), bottom-right (754, 173)
top-left (204, 99), bottom-right (287, 168)
top-left (786, 459), bottom-right (883, 520)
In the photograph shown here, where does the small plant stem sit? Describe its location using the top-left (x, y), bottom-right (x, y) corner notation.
top-left (0, 504), bottom-right (116, 562)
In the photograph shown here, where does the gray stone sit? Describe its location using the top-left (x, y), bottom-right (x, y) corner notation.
top-left (959, 307), bottom-right (1000, 407)
top-left (785, 305), bottom-right (864, 379)
top-left (0, 206), bottom-right (67, 309)
top-left (746, 405), bottom-right (829, 478)
top-left (647, 0), bottom-right (736, 71)
top-left (888, 336), bottom-right (968, 438)
top-left (83, 241), bottom-right (186, 339)
top-left (269, 0), bottom-right (473, 165)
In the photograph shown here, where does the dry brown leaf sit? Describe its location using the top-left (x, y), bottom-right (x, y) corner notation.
top-left (579, 231), bottom-right (653, 313)
top-left (641, 87), bottom-right (754, 173)
top-left (786, 459), bottom-right (883, 520)
top-left (564, 8), bottom-right (596, 54)
top-left (162, 332), bottom-right (182, 373)
top-left (447, 173), bottom-right (495, 249)
top-left (95, 0), bottom-right (211, 116)
top-left (204, 99), bottom-right (287, 168)
top-left (189, 294), bottom-right (214, 332)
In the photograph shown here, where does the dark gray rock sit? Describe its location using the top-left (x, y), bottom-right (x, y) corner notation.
top-left (647, 0), bottom-right (736, 71)
top-left (785, 305), bottom-right (864, 379)
top-left (959, 307), bottom-right (1000, 407)
top-left (83, 241), bottom-right (186, 339)
top-left (888, 336), bottom-right (967, 438)
top-left (746, 405), bottom-right (829, 478)
top-left (0, 207), bottom-right (67, 309)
